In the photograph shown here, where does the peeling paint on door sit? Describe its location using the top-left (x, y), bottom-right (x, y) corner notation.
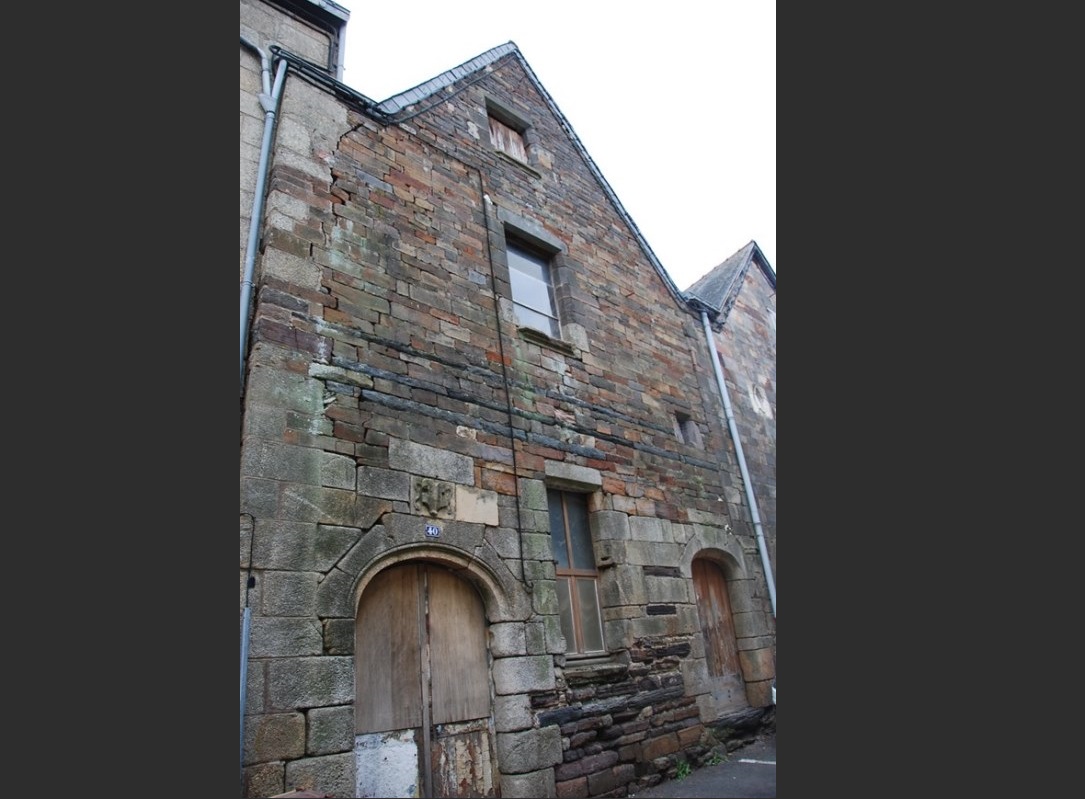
top-left (431, 718), bottom-right (497, 798)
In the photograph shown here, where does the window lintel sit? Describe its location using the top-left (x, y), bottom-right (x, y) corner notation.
top-left (544, 461), bottom-right (602, 491)
top-left (485, 97), bottom-right (530, 132)
top-left (498, 207), bottom-right (564, 254)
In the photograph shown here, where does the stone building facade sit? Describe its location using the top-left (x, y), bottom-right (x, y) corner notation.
top-left (240, 2), bottom-right (776, 797)
top-left (685, 244), bottom-right (777, 597)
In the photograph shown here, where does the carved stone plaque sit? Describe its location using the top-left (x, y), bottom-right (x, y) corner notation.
top-left (413, 477), bottom-right (455, 519)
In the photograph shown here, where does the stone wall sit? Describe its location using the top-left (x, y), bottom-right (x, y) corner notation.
top-left (240, 6), bottom-right (775, 795)
top-left (713, 264), bottom-right (777, 581)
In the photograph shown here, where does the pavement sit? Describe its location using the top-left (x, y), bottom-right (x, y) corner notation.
top-left (627, 729), bottom-right (776, 799)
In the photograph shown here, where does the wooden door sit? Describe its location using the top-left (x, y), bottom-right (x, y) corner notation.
top-left (356, 563), bottom-right (497, 798)
top-left (691, 558), bottom-right (746, 711)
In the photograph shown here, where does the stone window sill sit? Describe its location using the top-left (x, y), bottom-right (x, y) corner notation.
top-left (562, 657), bottom-right (628, 686)
top-left (495, 150), bottom-right (543, 179)
top-left (517, 326), bottom-right (578, 357)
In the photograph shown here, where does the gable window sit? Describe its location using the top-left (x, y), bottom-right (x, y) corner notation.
top-left (508, 240), bottom-right (560, 338)
top-left (548, 489), bottom-right (605, 656)
top-left (488, 114), bottom-right (528, 162)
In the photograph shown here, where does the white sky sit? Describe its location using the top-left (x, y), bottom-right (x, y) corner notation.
top-left (334, 1), bottom-right (776, 290)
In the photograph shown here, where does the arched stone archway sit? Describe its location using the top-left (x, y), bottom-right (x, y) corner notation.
top-left (350, 543), bottom-right (526, 624)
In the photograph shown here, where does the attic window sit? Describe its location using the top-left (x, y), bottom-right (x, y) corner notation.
top-left (486, 99), bottom-right (530, 164)
top-left (674, 412), bottom-right (703, 448)
top-left (489, 115), bottom-right (527, 162)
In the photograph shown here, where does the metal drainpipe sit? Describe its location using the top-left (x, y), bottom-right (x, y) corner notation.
top-left (240, 597), bottom-right (252, 789)
top-left (240, 36), bottom-right (288, 394)
top-left (239, 35), bottom-right (288, 789)
top-left (699, 309), bottom-right (777, 617)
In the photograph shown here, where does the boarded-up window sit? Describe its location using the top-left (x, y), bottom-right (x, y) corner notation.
top-left (489, 115), bottom-right (528, 162)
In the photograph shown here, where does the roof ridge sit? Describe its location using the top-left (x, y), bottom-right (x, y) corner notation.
top-left (375, 42), bottom-right (519, 115)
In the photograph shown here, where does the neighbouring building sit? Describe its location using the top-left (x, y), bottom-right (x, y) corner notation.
top-left (685, 242), bottom-right (777, 599)
top-left (240, 2), bottom-right (776, 797)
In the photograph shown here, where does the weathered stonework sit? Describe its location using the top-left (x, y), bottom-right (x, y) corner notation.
top-left (283, 752), bottom-right (355, 799)
top-left (244, 712), bottom-right (305, 765)
top-left (497, 725), bottom-right (563, 774)
top-left (307, 705), bottom-right (354, 756)
top-left (493, 655), bottom-right (557, 695)
top-left (501, 767), bottom-right (558, 799)
top-left (240, 3), bottom-right (775, 795)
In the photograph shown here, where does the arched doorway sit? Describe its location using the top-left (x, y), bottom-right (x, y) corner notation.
top-left (355, 562), bottom-right (498, 798)
top-left (691, 557), bottom-right (747, 712)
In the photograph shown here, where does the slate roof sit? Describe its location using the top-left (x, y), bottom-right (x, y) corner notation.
top-left (276, 0), bottom-right (349, 24)
top-left (683, 241), bottom-right (776, 326)
top-left (374, 43), bottom-right (520, 116)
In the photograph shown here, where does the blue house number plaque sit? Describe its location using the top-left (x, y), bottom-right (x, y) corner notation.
top-left (425, 524), bottom-right (440, 538)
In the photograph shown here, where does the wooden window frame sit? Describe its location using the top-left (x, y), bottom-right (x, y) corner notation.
top-left (507, 238), bottom-right (561, 339)
top-left (548, 489), bottom-right (606, 657)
